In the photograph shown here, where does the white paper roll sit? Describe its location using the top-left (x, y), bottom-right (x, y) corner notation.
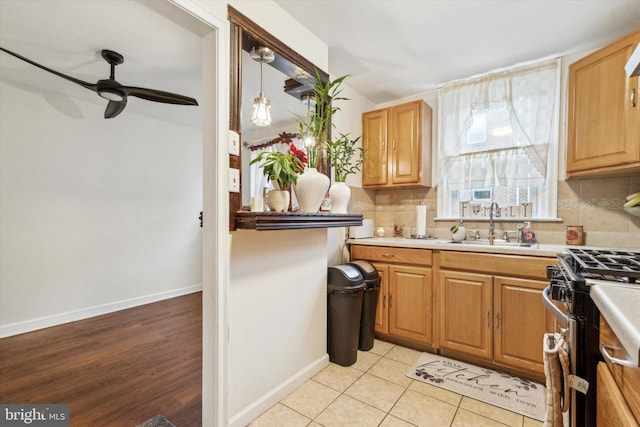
top-left (416, 204), bottom-right (427, 236)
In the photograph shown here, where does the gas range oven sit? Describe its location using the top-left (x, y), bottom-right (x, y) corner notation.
top-left (544, 248), bottom-right (640, 427)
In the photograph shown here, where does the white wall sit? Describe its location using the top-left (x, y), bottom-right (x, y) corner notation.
top-left (0, 81), bottom-right (203, 336)
top-left (197, 1), bottom-right (335, 424)
top-left (228, 229), bottom-right (329, 426)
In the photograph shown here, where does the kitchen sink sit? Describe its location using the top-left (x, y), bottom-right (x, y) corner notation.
top-left (442, 239), bottom-right (533, 247)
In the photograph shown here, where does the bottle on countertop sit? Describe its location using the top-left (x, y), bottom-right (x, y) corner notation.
top-left (522, 221), bottom-right (537, 243)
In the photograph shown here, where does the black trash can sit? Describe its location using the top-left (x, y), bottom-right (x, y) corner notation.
top-left (348, 260), bottom-right (381, 351)
top-left (327, 265), bottom-right (365, 366)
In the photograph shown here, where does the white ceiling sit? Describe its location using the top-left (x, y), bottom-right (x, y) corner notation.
top-left (275, 0), bottom-right (640, 104)
top-left (1, 0), bottom-right (639, 129)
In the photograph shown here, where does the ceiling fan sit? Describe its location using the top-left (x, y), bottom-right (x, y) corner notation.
top-left (0, 47), bottom-right (199, 119)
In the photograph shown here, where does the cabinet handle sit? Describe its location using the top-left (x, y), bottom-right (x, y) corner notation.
top-left (632, 88), bottom-right (637, 108)
top-left (389, 295), bottom-right (393, 308)
top-left (496, 313), bottom-right (500, 328)
top-left (601, 344), bottom-right (635, 367)
top-left (487, 311), bottom-right (490, 328)
top-left (383, 295), bottom-right (386, 309)
top-left (382, 253), bottom-right (395, 258)
top-left (392, 139), bottom-right (397, 150)
top-left (382, 140), bottom-right (386, 151)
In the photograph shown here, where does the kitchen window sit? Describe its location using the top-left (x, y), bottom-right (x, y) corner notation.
top-left (436, 59), bottom-right (560, 220)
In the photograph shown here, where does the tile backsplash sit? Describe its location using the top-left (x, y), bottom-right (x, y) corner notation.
top-left (348, 176), bottom-right (640, 249)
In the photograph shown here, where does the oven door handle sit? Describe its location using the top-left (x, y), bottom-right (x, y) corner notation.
top-left (543, 286), bottom-right (568, 328)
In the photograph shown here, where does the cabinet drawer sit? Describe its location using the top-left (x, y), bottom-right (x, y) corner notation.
top-left (439, 251), bottom-right (554, 280)
top-left (351, 245), bottom-right (432, 266)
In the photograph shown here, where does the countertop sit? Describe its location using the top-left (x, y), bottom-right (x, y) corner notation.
top-left (590, 283), bottom-right (640, 366)
top-left (347, 236), bottom-right (566, 257)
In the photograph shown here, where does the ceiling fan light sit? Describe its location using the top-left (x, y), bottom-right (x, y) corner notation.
top-left (251, 96), bottom-right (271, 127)
top-left (98, 88), bottom-right (125, 102)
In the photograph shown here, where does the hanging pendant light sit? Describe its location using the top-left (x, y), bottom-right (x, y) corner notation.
top-left (300, 93), bottom-right (316, 148)
top-left (250, 46), bottom-right (275, 127)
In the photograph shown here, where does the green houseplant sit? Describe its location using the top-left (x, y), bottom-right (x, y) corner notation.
top-left (250, 144), bottom-right (306, 212)
top-left (292, 71), bottom-right (350, 212)
top-left (294, 71), bottom-right (350, 168)
top-left (327, 133), bottom-right (364, 183)
top-left (326, 133), bottom-right (364, 214)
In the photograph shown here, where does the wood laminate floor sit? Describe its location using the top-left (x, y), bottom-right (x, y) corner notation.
top-left (0, 292), bottom-right (202, 427)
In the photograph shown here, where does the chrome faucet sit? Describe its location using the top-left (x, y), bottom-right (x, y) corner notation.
top-left (488, 202), bottom-right (499, 238)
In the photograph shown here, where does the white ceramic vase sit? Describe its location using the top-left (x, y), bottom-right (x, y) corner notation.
top-left (268, 190), bottom-right (290, 213)
top-left (294, 168), bottom-right (330, 213)
top-left (329, 182), bottom-right (351, 214)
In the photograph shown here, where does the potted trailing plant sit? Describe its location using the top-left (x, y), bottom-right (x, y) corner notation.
top-left (292, 71), bottom-right (350, 212)
top-left (250, 144), bottom-right (306, 212)
top-left (326, 133), bottom-right (364, 213)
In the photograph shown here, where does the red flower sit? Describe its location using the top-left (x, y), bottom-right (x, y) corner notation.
top-left (289, 144), bottom-right (308, 172)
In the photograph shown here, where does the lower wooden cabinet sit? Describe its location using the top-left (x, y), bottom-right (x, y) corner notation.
top-left (599, 315), bottom-right (640, 425)
top-left (597, 362), bottom-right (639, 427)
top-left (438, 252), bottom-right (555, 377)
top-left (352, 245), bottom-right (554, 378)
top-left (351, 245), bottom-right (433, 347)
top-left (438, 270), bottom-right (493, 359)
top-left (387, 265), bottom-right (432, 344)
top-left (493, 276), bottom-right (554, 374)
top-left (372, 262), bottom-right (388, 334)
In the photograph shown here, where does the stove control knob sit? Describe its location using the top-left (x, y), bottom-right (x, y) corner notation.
top-left (550, 281), bottom-right (566, 301)
top-left (546, 265), bottom-right (561, 280)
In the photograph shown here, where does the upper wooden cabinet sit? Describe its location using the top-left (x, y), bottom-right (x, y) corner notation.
top-left (362, 100), bottom-right (432, 188)
top-left (567, 29), bottom-right (640, 178)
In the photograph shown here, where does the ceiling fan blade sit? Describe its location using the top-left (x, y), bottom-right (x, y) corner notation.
top-left (104, 99), bottom-right (127, 119)
top-left (0, 46), bottom-right (97, 92)
top-left (124, 86), bottom-right (198, 106)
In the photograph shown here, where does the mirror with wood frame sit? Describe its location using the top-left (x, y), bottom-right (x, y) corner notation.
top-left (228, 6), bottom-right (330, 230)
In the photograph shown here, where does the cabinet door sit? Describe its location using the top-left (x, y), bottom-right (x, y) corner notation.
top-left (567, 30), bottom-right (640, 176)
top-left (601, 314), bottom-right (640, 422)
top-left (388, 265), bottom-right (432, 344)
top-left (389, 100), bottom-right (422, 185)
top-left (597, 362), bottom-right (639, 427)
top-left (362, 109), bottom-right (388, 186)
top-left (372, 262), bottom-right (389, 335)
top-left (493, 277), bottom-right (552, 375)
top-left (438, 270), bottom-right (493, 360)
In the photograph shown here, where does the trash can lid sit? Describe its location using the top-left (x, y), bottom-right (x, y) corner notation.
top-left (347, 260), bottom-right (379, 280)
top-left (327, 265), bottom-right (364, 293)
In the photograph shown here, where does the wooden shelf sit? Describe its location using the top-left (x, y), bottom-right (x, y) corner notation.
top-left (235, 212), bottom-right (363, 231)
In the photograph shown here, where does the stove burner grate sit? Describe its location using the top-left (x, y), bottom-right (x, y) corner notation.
top-left (565, 248), bottom-right (640, 281)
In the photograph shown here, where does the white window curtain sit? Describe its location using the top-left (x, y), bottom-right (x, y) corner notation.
top-left (438, 59), bottom-right (559, 189)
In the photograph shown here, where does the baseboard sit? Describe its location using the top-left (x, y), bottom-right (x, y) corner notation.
top-left (229, 353), bottom-right (330, 427)
top-left (0, 284), bottom-right (202, 338)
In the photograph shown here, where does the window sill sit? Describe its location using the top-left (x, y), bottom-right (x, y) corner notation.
top-left (235, 212), bottom-right (363, 231)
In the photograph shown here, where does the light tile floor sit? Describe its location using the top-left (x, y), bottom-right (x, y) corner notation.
top-left (249, 340), bottom-right (545, 427)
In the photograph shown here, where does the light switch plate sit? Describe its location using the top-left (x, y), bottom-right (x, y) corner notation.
top-left (229, 168), bottom-right (240, 193)
top-left (229, 130), bottom-right (240, 156)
